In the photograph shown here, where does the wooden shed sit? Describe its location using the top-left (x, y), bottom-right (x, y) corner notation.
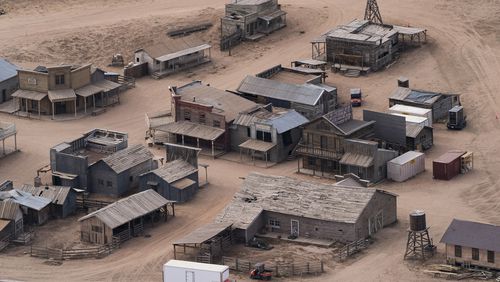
top-left (0, 199), bottom-right (23, 241)
top-left (78, 189), bottom-right (175, 244)
top-left (18, 184), bottom-right (76, 218)
top-left (0, 190), bottom-right (51, 225)
top-left (433, 151), bottom-right (465, 180)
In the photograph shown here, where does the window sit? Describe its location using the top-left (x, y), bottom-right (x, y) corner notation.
top-left (257, 130), bottom-right (272, 142)
top-left (31, 100), bottom-right (37, 109)
top-left (91, 226), bottom-right (102, 233)
top-left (106, 181), bottom-right (112, 187)
top-left (129, 176), bottom-right (134, 182)
top-left (247, 127), bottom-right (251, 137)
top-left (472, 248), bottom-right (479, 261)
top-left (308, 157), bottom-right (316, 166)
top-left (268, 218), bottom-right (280, 228)
top-left (320, 136), bottom-right (327, 149)
top-left (487, 250), bottom-right (495, 263)
top-left (184, 110), bottom-right (191, 121)
top-left (454, 245), bottom-right (462, 258)
top-left (198, 113), bottom-right (206, 124)
top-left (55, 74), bottom-right (65, 85)
top-left (136, 57), bottom-right (139, 63)
top-left (213, 120), bottom-right (221, 128)
top-left (98, 179), bottom-right (104, 186)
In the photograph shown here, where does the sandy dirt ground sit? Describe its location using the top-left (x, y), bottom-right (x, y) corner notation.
top-left (0, 0), bottom-right (499, 281)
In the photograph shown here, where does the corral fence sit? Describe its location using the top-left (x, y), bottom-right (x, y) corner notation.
top-left (30, 237), bottom-right (120, 260)
top-left (220, 30), bottom-right (243, 51)
top-left (221, 256), bottom-right (324, 277)
top-left (336, 238), bottom-right (372, 261)
top-left (124, 62), bottom-right (148, 79)
top-left (118, 75), bottom-right (135, 89)
top-left (76, 198), bottom-right (113, 210)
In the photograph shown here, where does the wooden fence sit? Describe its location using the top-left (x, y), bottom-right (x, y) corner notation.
top-left (336, 238), bottom-right (371, 261)
top-left (221, 257), bottom-right (324, 277)
top-left (76, 198), bottom-right (113, 210)
top-left (0, 234), bottom-right (10, 251)
top-left (30, 240), bottom-right (119, 260)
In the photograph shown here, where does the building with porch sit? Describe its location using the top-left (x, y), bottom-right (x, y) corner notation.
top-left (17, 184), bottom-right (76, 218)
top-left (134, 37), bottom-right (211, 79)
top-left (0, 58), bottom-right (18, 105)
top-left (50, 128), bottom-right (128, 190)
top-left (0, 199), bottom-right (24, 242)
top-left (78, 189), bottom-right (175, 245)
top-left (296, 106), bottom-right (375, 177)
top-left (215, 172), bottom-right (397, 244)
top-left (0, 121), bottom-right (18, 157)
top-left (221, 0), bottom-right (286, 41)
top-left (231, 106), bottom-right (308, 164)
top-left (11, 64), bottom-right (122, 118)
top-left (158, 81), bottom-right (259, 158)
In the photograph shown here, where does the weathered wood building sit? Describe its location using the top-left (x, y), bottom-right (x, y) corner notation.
top-left (221, 0), bottom-right (286, 42)
top-left (215, 173), bottom-right (397, 243)
top-left (440, 219), bottom-right (499, 270)
top-left (0, 189), bottom-right (51, 225)
top-left (134, 37), bottom-right (211, 79)
top-left (0, 121), bottom-right (18, 157)
top-left (89, 144), bottom-right (155, 197)
top-left (11, 64), bottom-right (122, 118)
top-left (158, 81), bottom-right (259, 157)
top-left (0, 199), bottom-right (24, 241)
top-left (0, 58), bottom-right (18, 105)
top-left (296, 106), bottom-right (375, 177)
top-left (50, 128), bottom-right (128, 190)
top-left (18, 184), bottom-right (76, 218)
top-left (78, 189), bottom-right (175, 244)
top-left (232, 106), bottom-right (308, 164)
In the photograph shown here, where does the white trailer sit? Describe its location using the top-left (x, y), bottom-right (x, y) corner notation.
top-left (388, 104), bottom-right (433, 127)
top-left (387, 151), bottom-right (425, 182)
top-left (390, 113), bottom-right (430, 127)
top-left (163, 260), bottom-right (230, 282)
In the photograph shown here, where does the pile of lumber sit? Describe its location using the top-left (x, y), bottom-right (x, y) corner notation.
top-left (424, 264), bottom-right (497, 280)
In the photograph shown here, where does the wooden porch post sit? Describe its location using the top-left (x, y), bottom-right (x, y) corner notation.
top-left (25, 99), bottom-right (29, 117)
top-left (181, 135), bottom-right (185, 145)
top-left (93, 94), bottom-right (96, 110)
top-left (84, 97), bottom-right (87, 114)
top-left (52, 102), bottom-right (55, 119)
top-left (38, 100), bottom-right (41, 117)
top-left (211, 141), bottom-right (215, 158)
top-left (297, 157), bottom-right (300, 173)
top-left (14, 133), bottom-right (17, 151)
top-left (197, 138), bottom-right (200, 148)
top-left (174, 244), bottom-right (177, 259)
top-left (2, 139), bottom-right (4, 155)
top-left (265, 151), bottom-right (268, 168)
top-left (74, 99), bottom-right (77, 117)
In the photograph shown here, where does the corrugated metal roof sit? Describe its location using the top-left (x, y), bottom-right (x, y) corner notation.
top-left (259, 10), bottom-right (286, 21)
top-left (93, 79), bottom-right (121, 91)
top-left (18, 184), bottom-right (71, 205)
top-left (389, 104), bottom-right (431, 116)
top-left (78, 189), bottom-right (172, 229)
top-left (406, 123), bottom-right (424, 138)
top-left (148, 159), bottom-right (197, 183)
top-left (339, 152), bottom-right (374, 168)
top-left (239, 139), bottom-right (276, 152)
top-left (0, 58), bottom-right (18, 82)
top-left (326, 19), bottom-right (397, 44)
top-left (392, 25), bottom-right (426, 35)
top-left (172, 178), bottom-right (196, 190)
top-left (390, 87), bottom-right (446, 105)
top-left (48, 89), bottom-right (76, 102)
top-left (0, 190), bottom-right (51, 211)
top-left (138, 36), bottom-right (207, 59)
top-left (335, 119), bottom-right (374, 136)
top-left (11, 89), bottom-right (47, 101)
top-left (75, 84), bottom-right (103, 97)
top-left (0, 199), bottom-right (20, 220)
top-left (173, 222), bottom-right (233, 245)
top-left (102, 144), bottom-right (153, 174)
top-left (389, 151), bottom-right (424, 165)
top-left (156, 120), bottom-right (225, 141)
top-left (157, 44), bottom-right (211, 62)
top-left (237, 76), bottom-right (324, 106)
top-left (440, 219), bottom-right (500, 252)
top-left (234, 108), bottom-right (308, 134)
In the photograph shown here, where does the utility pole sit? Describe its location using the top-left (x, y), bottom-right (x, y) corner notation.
top-left (364, 0), bottom-right (383, 24)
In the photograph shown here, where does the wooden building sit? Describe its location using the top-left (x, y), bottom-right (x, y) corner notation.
top-left (158, 81), bottom-right (259, 158)
top-left (89, 144), bottom-right (155, 197)
top-left (440, 219), bottom-right (499, 270)
top-left (406, 124), bottom-right (433, 151)
top-left (221, 0), bottom-right (286, 42)
top-left (0, 121), bottom-right (18, 157)
top-left (312, 20), bottom-right (426, 71)
top-left (232, 106), bottom-right (308, 164)
top-left (215, 173), bottom-right (397, 244)
top-left (134, 37), bottom-right (211, 79)
top-left (11, 64), bottom-right (122, 118)
top-left (78, 189), bottom-right (175, 244)
top-left (0, 199), bottom-right (24, 241)
top-left (296, 106), bottom-right (375, 177)
top-left (0, 189), bottom-right (51, 225)
top-left (0, 58), bottom-right (18, 105)
top-left (50, 128), bottom-right (128, 190)
top-left (18, 184), bottom-right (76, 218)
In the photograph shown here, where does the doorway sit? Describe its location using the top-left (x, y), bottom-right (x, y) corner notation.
top-left (291, 219), bottom-right (299, 237)
top-left (1, 89), bottom-right (6, 102)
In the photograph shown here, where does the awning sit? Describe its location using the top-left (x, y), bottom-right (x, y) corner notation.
top-left (75, 84), bottom-right (103, 97)
top-left (259, 10), bottom-right (286, 22)
top-left (52, 171), bottom-right (78, 180)
top-left (11, 89), bottom-right (47, 101)
top-left (156, 44), bottom-right (211, 62)
top-left (239, 139), bottom-right (276, 152)
top-left (93, 79), bottom-right (121, 92)
top-left (172, 178), bottom-right (195, 190)
top-left (48, 89), bottom-right (76, 102)
top-left (393, 25), bottom-right (426, 35)
top-left (173, 223), bottom-right (232, 245)
top-left (340, 153), bottom-right (374, 168)
top-left (156, 121), bottom-right (225, 141)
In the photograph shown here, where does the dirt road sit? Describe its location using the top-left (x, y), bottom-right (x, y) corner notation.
top-left (0, 0), bottom-right (499, 281)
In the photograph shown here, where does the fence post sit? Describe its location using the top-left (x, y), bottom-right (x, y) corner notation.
top-left (248, 261), bottom-right (251, 272)
top-left (275, 265), bottom-right (278, 277)
top-left (307, 262), bottom-right (310, 273)
top-left (321, 261), bottom-right (324, 273)
top-left (291, 263), bottom-right (295, 276)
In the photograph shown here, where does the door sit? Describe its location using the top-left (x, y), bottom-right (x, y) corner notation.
top-left (185, 271), bottom-right (194, 282)
top-left (1, 89), bottom-right (6, 102)
top-left (291, 219), bottom-right (299, 237)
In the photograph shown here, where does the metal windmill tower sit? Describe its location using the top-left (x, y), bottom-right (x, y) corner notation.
top-left (364, 0), bottom-right (383, 24)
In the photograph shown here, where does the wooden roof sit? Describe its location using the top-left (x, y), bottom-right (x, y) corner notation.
top-left (18, 184), bottom-right (72, 205)
top-left (78, 189), bottom-right (173, 229)
top-left (147, 159), bottom-right (197, 184)
top-left (173, 223), bottom-right (232, 245)
top-left (0, 199), bottom-right (20, 220)
top-left (239, 139), bottom-right (276, 152)
top-left (156, 121), bottom-right (225, 141)
top-left (11, 89), bottom-right (47, 101)
top-left (101, 144), bottom-right (153, 174)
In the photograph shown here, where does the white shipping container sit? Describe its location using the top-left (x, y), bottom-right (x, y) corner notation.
top-left (387, 151), bottom-right (425, 182)
top-left (388, 104), bottom-right (433, 126)
top-left (163, 260), bottom-right (230, 282)
top-left (390, 113), bottom-right (430, 127)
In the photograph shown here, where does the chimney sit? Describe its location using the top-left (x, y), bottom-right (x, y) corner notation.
top-left (398, 77), bottom-right (409, 88)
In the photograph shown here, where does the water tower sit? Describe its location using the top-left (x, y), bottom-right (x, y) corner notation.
top-left (404, 210), bottom-right (436, 260)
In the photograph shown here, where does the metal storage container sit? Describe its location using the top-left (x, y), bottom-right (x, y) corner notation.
top-left (387, 151), bottom-right (425, 182)
top-left (389, 104), bottom-right (433, 127)
top-left (433, 151), bottom-right (465, 180)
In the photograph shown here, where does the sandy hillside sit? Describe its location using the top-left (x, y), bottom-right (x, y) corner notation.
top-left (0, 0), bottom-right (499, 281)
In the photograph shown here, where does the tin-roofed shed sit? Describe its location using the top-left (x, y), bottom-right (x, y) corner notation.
top-left (18, 184), bottom-right (76, 218)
